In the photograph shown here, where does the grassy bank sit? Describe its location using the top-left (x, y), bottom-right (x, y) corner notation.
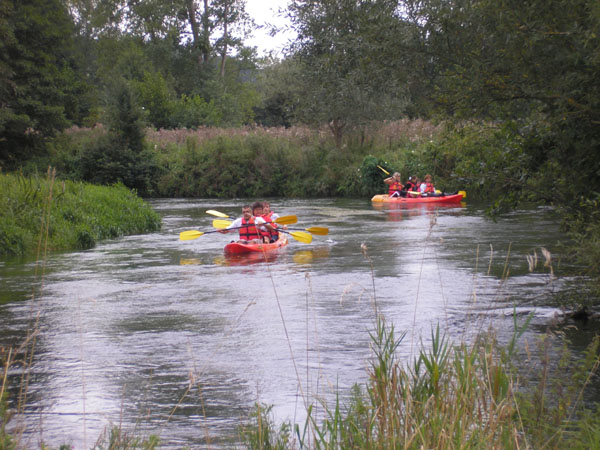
top-left (0, 171), bottom-right (161, 256)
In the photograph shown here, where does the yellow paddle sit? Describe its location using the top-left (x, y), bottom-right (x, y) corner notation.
top-left (213, 221), bottom-right (329, 236)
top-left (288, 226), bottom-right (329, 236)
top-left (212, 215), bottom-right (298, 230)
top-left (180, 229), bottom-right (223, 240)
top-left (211, 219), bottom-right (312, 243)
top-left (212, 219), bottom-right (235, 229)
top-left (377, 165), bottom-right (390, 175)
top-left (207, 209), bottom-right (298, 225)
top-left (206, 209), bottom-right (230, 218)
top-left (280, 229), bottom-right (312, 244)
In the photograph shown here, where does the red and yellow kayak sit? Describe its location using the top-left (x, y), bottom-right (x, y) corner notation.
top-left (224, 235), bottom-right (289, 255)
top-left (371, 193), bottom-right (464, 204)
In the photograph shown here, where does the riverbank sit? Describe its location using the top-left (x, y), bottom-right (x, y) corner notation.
top-left (0, 171), bottom-right (161, 256)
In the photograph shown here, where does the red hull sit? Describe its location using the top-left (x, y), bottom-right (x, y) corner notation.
top-left (371, 193), bottom-right (464, 204)
top-left (223, 235), bottom-right (289, 255)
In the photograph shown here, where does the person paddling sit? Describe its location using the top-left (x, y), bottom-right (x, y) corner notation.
top-left (219, 204), bottom-right (276, 244)
top-left (420, 174), bottom-right (438, 196)
top-left (384, 172), bottom-right (404, 197)
top-left (261, 201), bottom-right (280, 243)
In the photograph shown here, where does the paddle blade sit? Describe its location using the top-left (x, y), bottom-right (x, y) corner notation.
top-left (206, 209), bottom-right (229, 218)
top-left (377, 165), bottom-right (390, 175)
top-left (213, 219), bottom-right (233, 229)
top-left (274, 214), bottom-right (298, 225)
top-left (305, 226), bottom-right (329, 236)
top-left (180, 230), bottom-right (204, 240)
top-left (458, 190), bottom-right (467, 199)
top-left (289, 230), bottom-right (312, 244)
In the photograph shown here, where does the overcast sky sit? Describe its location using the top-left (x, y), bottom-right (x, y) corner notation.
top-left (244, 0), bottom-right (295, 56)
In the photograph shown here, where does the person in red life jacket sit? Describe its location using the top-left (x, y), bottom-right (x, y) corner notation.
top-left (404, 176), bottom-right (417, 194)
top-left (384, 172), bottom-right (404, 197)
top-left (261, 201), bottom-right (281, 243)
top-left (250, 201), bottom-right (274, 243)
top-left (419, 174), bottom-right (436, 196)
top-left (407, 176), bottom-right (421, 197)
top-left (219, 204), bottom-right (275, 244)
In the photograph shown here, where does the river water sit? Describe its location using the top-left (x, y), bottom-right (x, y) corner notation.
top-left (0, 198), bottom-right (593, 448)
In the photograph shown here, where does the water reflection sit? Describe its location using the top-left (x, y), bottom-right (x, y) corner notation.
top-left (292, 247), bottom-right (331, 265)
top-left (215, 251), bottom-right (281, 266)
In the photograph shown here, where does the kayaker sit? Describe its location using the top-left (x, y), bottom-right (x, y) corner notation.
top-left (420, 174), bottom-right (437, 196)
top-left (408, 176), bottom-right (421, 197)
top-left (219, 204), bottom-right (275, 244)
top-left (262, 201), bottom-right (279, 221)
top-left (261, 201), bottom-right (280, 243)
top-left (384, 172), bottom-right (404, 197)
top-left (404, 176), bottom-right (417, 193)
top-left (251, 201), bottom-right (276, 243)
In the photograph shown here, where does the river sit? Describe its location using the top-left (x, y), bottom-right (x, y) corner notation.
top-left (0, 198), bottom-right (595, 448)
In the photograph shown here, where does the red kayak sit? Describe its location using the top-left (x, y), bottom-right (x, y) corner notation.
top-left (371, 193), bottom-right (464, 204)
top-left (224, 235), bottom-right (289, 255)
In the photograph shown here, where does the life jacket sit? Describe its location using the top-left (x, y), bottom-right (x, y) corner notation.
top-left (239, 217), bottom-right (261, 241)
top-left (262, 212), bottom-right (279, 241)
top-left (423, 182), bottom-right (435, 193)
top-left (404, 181), bottom-right (416, 192)
top-left (388, 181), bottom-right (403, 195)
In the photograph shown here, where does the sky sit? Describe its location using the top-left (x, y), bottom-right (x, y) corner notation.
top-left (244, 0), bottom-right (295, 57)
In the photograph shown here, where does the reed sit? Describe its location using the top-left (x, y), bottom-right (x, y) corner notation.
top-left (238, 317), bottom-right (600, 449)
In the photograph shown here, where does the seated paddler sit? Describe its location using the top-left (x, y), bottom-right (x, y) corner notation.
top-left (384, 172), bottom-right (404, 197)
top-left (219, 204), bottom-right (276, 244)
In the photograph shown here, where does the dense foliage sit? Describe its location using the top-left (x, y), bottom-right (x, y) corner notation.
top-left (0, 172), bottom-right (161, 256)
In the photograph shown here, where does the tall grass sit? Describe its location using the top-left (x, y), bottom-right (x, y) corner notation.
top-left (240, 318), bottom-right (600, 449)
top-left (0, 170), bottom-right (161, 256)
top-left (240, 245), bottom-right (600, 450)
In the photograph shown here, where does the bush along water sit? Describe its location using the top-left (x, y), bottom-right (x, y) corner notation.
top-left (0, 170), bottom-right (161, 257)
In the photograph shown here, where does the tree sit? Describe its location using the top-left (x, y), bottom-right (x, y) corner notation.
top-left (80, 81), bottom-right (157, 195)
top-left (183, 0), bottom-right (253, 77)
top-left (404, 0), bottom-right (600, 209)
top-left (0, 0), bottom-right (88, 168)
top-left (287, 0), bottom-right (409, 146)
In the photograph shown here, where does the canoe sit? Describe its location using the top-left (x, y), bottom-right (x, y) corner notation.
top-left (371, 193), bottom-right (464, 204)
top-left (224, 235), bottom-right (289, 255)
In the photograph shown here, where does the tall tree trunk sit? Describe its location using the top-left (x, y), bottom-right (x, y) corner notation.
top-left (201, 0), bottom-right (210, 64)
top-left (219, 2), bottom-right (229, 78)
top-left (328, 119), bottom-right (346, 149)
top-left (185, 0), bottom-right (203, 67)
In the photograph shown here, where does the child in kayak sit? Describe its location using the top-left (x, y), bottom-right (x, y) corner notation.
top-left (420, 174), bottom-right (437, 196)
top-left (404, 176), bottom-right (417, 194)
top-left (261, 201), bottom-right (280, 243)
top-left (408, 176), bottom-right (421, 197)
